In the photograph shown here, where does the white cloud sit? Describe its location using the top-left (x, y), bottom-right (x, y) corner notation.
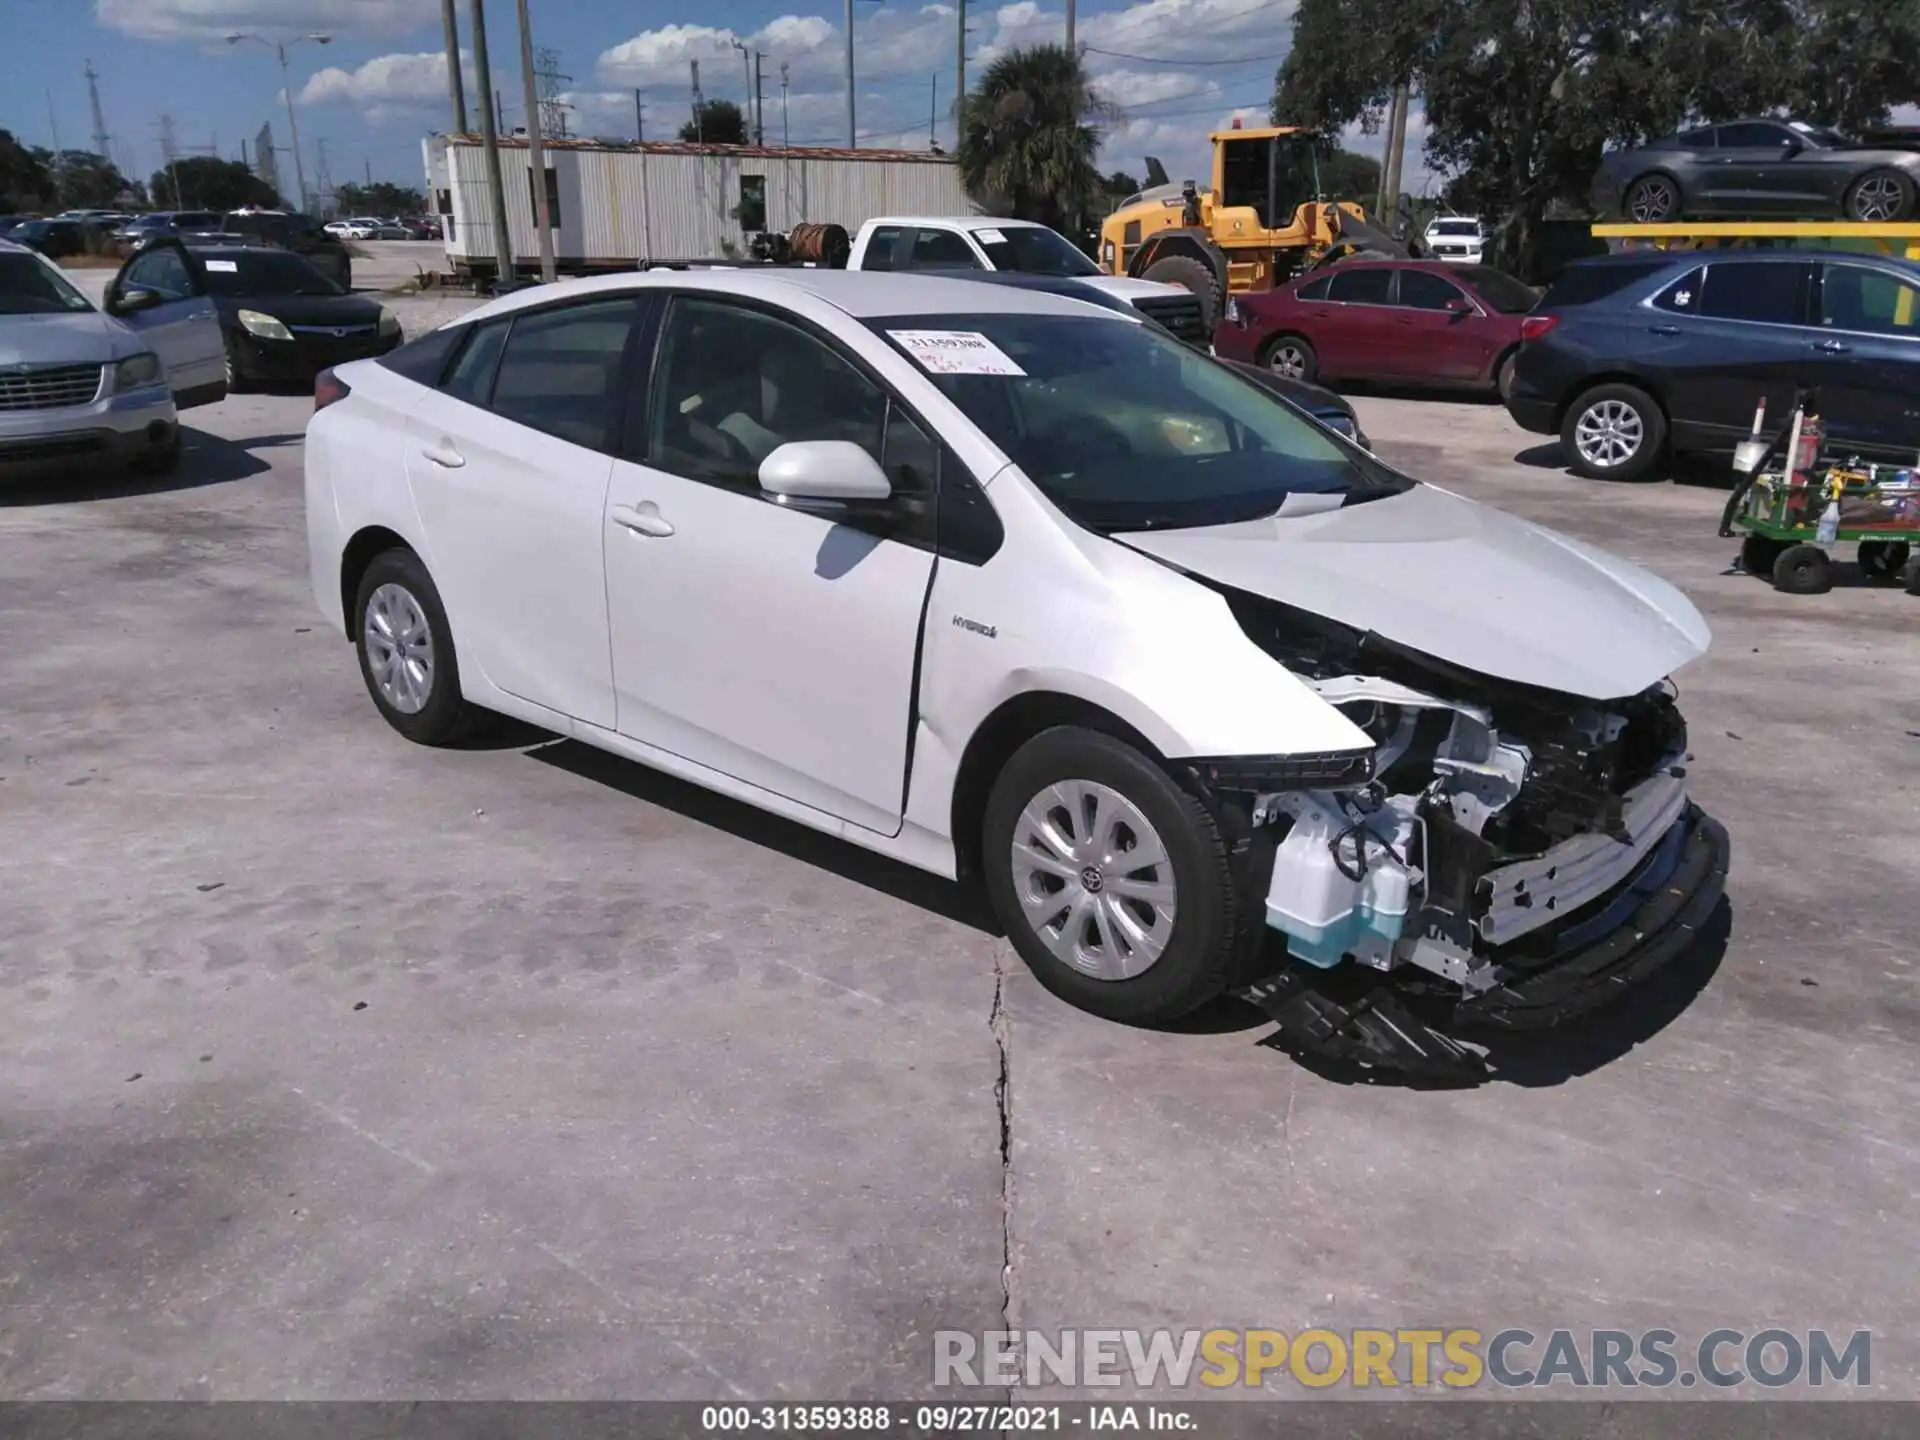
top-left (96, 0), bottom-right (436, 42)
top-left (298, 48), bottom-right (470, 107)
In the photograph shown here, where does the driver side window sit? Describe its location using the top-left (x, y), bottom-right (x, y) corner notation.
top-left (126, 248), bottom-right (194, 301)
top-left (649, 298), bottom-right (889, 491)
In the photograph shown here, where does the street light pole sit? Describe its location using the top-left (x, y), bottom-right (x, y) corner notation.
top-left (844, 0), bottom-right (856, 147)
top-left (226, 31), bottom-right (332, 214)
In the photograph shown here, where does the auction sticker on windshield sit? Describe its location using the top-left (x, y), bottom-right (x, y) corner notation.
top-left (204, 260), bottom-right (238, 272)
top-left (888, 330), bottom-right (1027, 377)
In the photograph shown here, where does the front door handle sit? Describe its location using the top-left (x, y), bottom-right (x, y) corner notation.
top-left (419, 440), bottom-right (465, 468)
top-left (609, 501), bottom-right (674, 537)
top-left (1648, 323), bottom-right (1681, 336)
top-left (1811, 338), bottom-right (1851, 354)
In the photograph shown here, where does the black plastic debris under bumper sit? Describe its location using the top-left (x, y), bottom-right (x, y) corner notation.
top-left (1239, 804), bottom-right (1729, 1079)
top-left (1458, 803), bottom-right (1729, 1031)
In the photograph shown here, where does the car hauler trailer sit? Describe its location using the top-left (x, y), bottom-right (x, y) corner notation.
top-left (1593, 219), bottom-right (1920, 260)
top-left (425, 134), bottom-right (975, 281)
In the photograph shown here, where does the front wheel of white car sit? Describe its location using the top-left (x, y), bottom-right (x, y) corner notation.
top-left (982, 727), bottom-right (1248, 1025)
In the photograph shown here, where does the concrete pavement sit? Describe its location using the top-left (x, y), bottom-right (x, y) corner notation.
top-left (1, 355), bottom-right (1916, 1402)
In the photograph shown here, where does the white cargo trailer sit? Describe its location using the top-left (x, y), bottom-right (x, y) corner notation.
top-left (424, 133), bottom-right (976, 277)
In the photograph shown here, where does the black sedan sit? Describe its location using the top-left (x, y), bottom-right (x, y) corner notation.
top-left (1593, 117), bottom-right (1920, 223)
top-left (142, 242), bottom-right (401, 391)
top-left (103, 239), bottom-right (399, 391)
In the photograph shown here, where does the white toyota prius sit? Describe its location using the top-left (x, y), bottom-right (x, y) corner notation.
top-left (304, 270), bottom-right (1728, 1078)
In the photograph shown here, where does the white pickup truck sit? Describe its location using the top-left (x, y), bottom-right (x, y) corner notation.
top-left (842, 216), bottom-right (1208, 345)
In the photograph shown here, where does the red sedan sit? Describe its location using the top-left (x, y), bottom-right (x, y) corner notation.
top-left (1212, 261), bottom-right (1540, 397)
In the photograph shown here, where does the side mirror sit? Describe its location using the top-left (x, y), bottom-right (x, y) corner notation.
top-left (1780, 140), bottom-right (1801, 159)
top-left (1444, 295), bottom-right (1472, 314)
top-left (759, 440), bottom-right (893, 508)
top-left (114, 286), bottom-right (163, 314)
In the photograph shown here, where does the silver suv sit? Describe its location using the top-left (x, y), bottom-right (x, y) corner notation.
top-left (0, 239), bottom-right (222, 478)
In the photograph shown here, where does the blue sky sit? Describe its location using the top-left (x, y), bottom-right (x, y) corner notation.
top-left (2, 0), bottom-right (1414, 204)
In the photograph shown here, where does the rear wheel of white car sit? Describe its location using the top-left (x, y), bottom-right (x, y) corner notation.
top-left (1562, 382), bottom-right (1665, 481)
top-left (353, 548), bottom-right (480, 745)
top-left (982, 727), bottom-right (1246, 1026)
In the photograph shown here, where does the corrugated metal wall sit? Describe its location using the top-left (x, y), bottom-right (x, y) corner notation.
top-left (429, 137), bottom-right (974, 268)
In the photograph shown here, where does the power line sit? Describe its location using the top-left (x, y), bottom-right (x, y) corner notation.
top-left (1084, 44), bottom-right (1287, 65)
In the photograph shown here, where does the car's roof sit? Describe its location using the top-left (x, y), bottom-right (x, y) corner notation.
top-left (460, 267), bottom-right (1128, 326)
top-left (0, 237), bottom-right (31, 254)
top-left (864, 215), bottom-right (1040, 233)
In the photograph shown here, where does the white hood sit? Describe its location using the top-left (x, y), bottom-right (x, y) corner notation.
top-left (1078, 275), bottom-right (1190, 303)
top-left (1118, 484), bottom-right (1711, 700)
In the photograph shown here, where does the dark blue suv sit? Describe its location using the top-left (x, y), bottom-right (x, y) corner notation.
top-left (1506, 250), bottom-right (1920, 480)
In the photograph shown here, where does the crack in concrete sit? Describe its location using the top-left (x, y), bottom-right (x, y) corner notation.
top-left (990, 946), bottom-right (1016, 1345)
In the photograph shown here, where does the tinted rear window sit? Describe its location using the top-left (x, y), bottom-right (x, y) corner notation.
top-left (1699, 260), bottom-right (1812, 324)
top-left (1461, 266), bottom-right (1540, 313)
top-left (379, 324), bottom-right (466, 385)
top-left (1327, 268), bottom-right (1392, 304)
top-left (1538, 260), bottom-right (1668, 309)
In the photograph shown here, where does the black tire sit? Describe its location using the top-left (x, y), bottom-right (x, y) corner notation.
top-left (1625, 173), bottom-right (1681, 223)
top-left (1561, 382), bottom-right (1667, 481)
top-left (131, 429), bottom-right (181, 477)
top-left (1740, 532), bottom-right (1787, 578)
top-left (1259, 333), bottom-right (1318, 384)
top-left (981, 726), bottom-right (1249, 1026)
top-left (1908, 554), bottom-right (1920, 596)
top-left (223, 337), bottom-right (253, 395)
top-left (1771, 543), bottom-right (1833, 595)
top-left (1858, 539), bottom-right (1910, 581)
top-left (1495, 349), bottom-right (1518, 402)
top-left (1142, 254), bottom-right (1223, 331)
top-left (352, 548), bottom-right (482, 745)
top-left (1845, 168), bottom-right (1915, 222)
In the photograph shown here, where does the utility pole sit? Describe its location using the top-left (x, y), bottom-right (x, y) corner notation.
top-left (315, 137), bottom-right (337, 216)
top-left (365, 157), bottom-right (373, 187)
top-left (1065, 0), bottom-right (1075, 51)
top-left (156, 114), bottom-right (183, 207)
top-left (780, 63), bottom-right (790, 147)
top-left (730, 38), bottom-right (752, 143)
top-left (844, 0), bottom-right (856, 147)
top-left (634, 88), bottom-right (645, 141)
top-left (1380, 78), bottom-right (1410, 227)
top-left (84, 60), bottom-right (113, 171)
top-left (929, 75), bottom-right (937, 149)
top-left (534, 46), bottom-right (572, 138)
top-left (690, 60), bottom-right (704, 143)
top-left (515, 0), bottom-right (556, 282)
top-left (956, 0), bottom-right (966, 134)
top-left (754, 52), bottom-right (766, 146)
top-left (441, 0), bottom-right (469, 132)
top-left (470, 0), bottom-right (515, 284)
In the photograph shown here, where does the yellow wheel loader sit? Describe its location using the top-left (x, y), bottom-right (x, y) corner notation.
top-left (1099, 122), bottom-right (1410, 329)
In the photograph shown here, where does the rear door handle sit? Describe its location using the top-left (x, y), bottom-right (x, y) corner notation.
top-left (1812, 338), bottom-right (1851, 353)
top-left (609, 501), bottom-right (674, 538)
top-left (419, 441), bottom-right (465, 469)
top-left (1647, 323), bottom-right (1681, 336)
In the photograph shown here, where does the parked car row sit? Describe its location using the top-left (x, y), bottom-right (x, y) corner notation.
top-left (0, 235), bottom-right (400, 481)
top-left (1211, 244), bottom-right (1920, 482)
top-left (325, 216), bottom-right (440, 240)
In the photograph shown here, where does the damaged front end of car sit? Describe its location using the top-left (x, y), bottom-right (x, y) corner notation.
top-left (1189, 591), bottom-right (1730, 1082)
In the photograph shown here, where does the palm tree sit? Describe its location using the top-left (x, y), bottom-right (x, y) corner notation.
top-left (956, 45), bottom-right (1109, 230)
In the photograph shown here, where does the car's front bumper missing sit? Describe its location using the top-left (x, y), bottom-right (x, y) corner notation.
top-left (1239, 804), bottom-right (1729, 1079)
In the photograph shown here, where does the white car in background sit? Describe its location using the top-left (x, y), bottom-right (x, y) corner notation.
top-left (302, 269), bottom-right (1727, 1078)
top-left (1425, 216), bottom-right (1487, 263)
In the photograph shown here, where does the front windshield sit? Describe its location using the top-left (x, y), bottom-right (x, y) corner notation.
top-left (1431, 219), bottom-right (1480, 236)
top-left (870, 312), bottom-right (1410, 531)
top-left (197, 251), bottom-right (341, 296)
top-left (977, 226), bottom-right (1101, 277)
top-left (0, 252), bottom-right (93, 314)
